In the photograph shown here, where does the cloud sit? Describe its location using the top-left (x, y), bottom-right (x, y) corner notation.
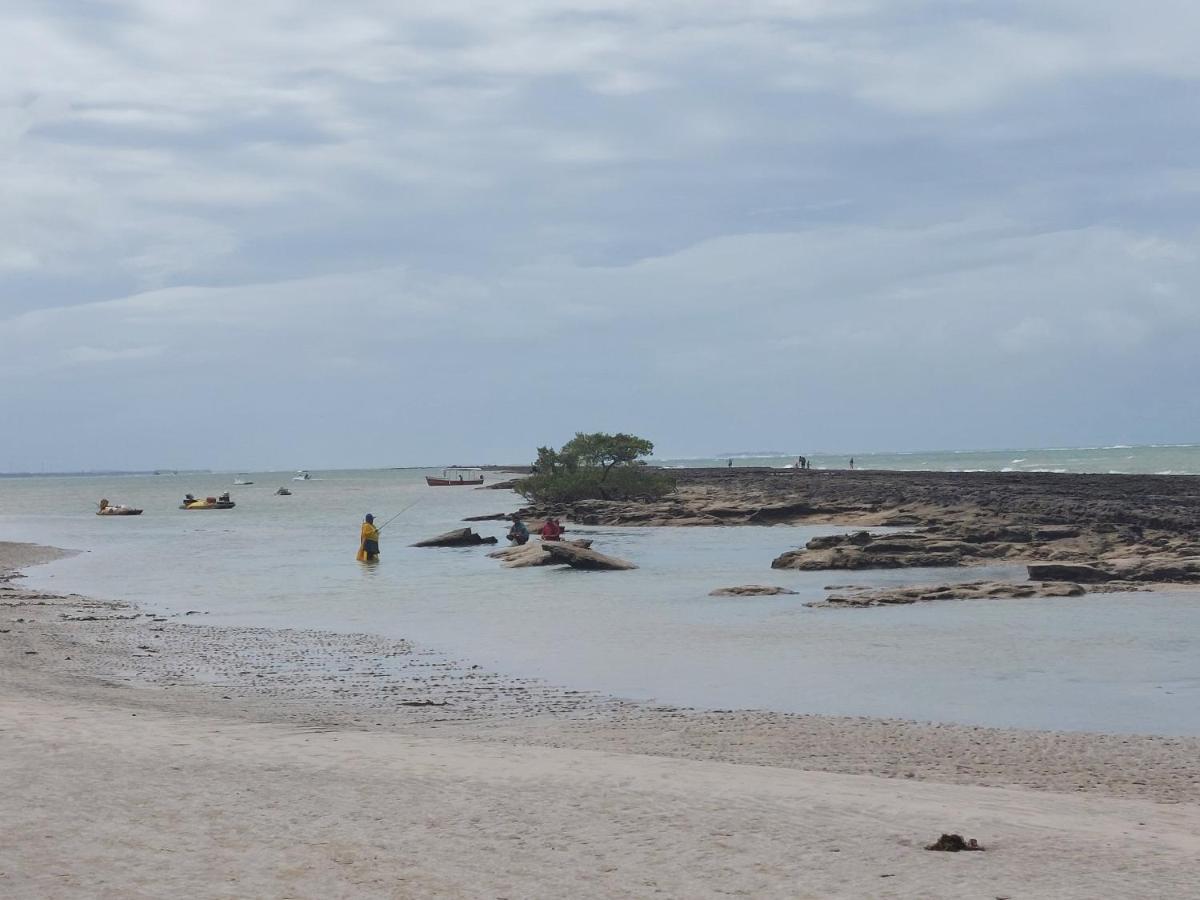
top-left (2, 1), bottom-right (1200, 468)
top-left (60, 345), bottom-right (165, 365)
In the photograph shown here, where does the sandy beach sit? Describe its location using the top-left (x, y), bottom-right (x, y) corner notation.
top-left (4, 540), bottom-right (1200, 898)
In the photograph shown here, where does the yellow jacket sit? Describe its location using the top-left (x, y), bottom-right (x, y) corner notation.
top-left (357, 522), bottom-right (380, 561)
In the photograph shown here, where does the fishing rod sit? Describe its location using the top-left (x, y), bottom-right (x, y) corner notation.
top-left (375, 499), bottom-right (421, 532)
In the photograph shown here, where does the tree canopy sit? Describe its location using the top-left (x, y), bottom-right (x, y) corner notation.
top-left (519, 432), bottom-right (670, 503)
top-left (560, 432), bottom-right (654, 479)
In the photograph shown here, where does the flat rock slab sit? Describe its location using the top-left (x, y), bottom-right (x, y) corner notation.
top-left (709, 585), bottom-right (799, 597)
top-left (810, 580), bottom-right (1086, 608)
top-left (542, 542), bottom-right (637, 571)
top-left (488, 540), bottom-right (593, 568)
top-left (412, 528), bottom-right (498, 548)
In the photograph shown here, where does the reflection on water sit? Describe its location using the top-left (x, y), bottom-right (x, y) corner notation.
top-left (4, 468), bottom-right (1200, 735)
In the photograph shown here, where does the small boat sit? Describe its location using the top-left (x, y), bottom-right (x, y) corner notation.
top-left (233, 476), bottom-right (254, 485)
top-left (180, 493), bottom-right (236, 510)
top-left (97, 499), bottom-right (142, 516)
top-left (275, 487), bottom-right (292, 496)
top-left (293, 470), bottom-right (312, 481)
top-left (426, 467), bottom-right (485, 486)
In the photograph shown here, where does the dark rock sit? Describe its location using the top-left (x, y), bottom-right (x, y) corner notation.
top-left (709, 585), bottom-right (799, 597)
top-left (1027, 563), bottom-right (1115, 583)
top-left (812, 580), bottom-right (1085, 608)
top-left (925, 834), bottom-right (983, 852)
top-left (412, 528), bottom-right (498, 548)
top-left (772, 548), bottom-right (962, 571)
top-left (1107, 557), bottom-right (1200, 582)
top-left (745, 501), bottom-right (814, 524)
top-left (1034, 525), bottom-right (1081, 541)
top-left (806, 531), bottom-right (875, 551)
top-left (806, 534), bottom-right (849, 550)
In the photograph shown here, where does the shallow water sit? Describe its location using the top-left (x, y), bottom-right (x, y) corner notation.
top-left (3, 468), bottom-right (1199, 735)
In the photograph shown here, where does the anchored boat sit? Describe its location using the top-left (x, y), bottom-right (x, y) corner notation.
top-left (180, 493), bottom-right (236, 510)
top-left (97, 499), bottom-right (143, 516)
top-left (426, 467), bottom-right (485, 486)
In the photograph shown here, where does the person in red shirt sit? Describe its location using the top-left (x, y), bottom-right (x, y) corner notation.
top-left (540, 517), bottom-right (564, 541)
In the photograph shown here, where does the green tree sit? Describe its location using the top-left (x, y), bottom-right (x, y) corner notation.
top-left (560, 432), bottom-right (654, 481)
top-left (517, 432), bottom-right (671, 503)
top-left (534, 445), bottom-right (565, 475)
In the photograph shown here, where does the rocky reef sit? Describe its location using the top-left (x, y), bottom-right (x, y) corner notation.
top-left (511, 467), bottom-right (1200, 595)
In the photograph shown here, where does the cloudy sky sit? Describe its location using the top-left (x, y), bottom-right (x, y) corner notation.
top-left (3, 1), bottom-right (1198, 471)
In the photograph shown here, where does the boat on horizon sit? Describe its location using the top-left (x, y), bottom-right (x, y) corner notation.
top-left (426, 467), bottom-right (485, 486)
top-left (293, 470), bottom-right (312, 481)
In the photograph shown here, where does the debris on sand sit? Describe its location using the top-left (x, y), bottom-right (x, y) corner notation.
top-left (925, 833), bottom-right (984, 852)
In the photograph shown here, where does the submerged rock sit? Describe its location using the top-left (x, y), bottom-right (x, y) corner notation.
top-left (709, 585), bottom-right (798, 597)
top-left (412, 528), bottom-right (498, 548)
top-left (810, 580), bottom-right (1086, 608)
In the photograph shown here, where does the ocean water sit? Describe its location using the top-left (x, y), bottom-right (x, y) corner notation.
top-left (3, 465), bottom-right (1200, 736)
top-left (662, 442), bottom-right (1200, 475)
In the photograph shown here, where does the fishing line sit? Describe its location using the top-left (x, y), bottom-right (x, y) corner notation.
top-left (376, 499), bottom-right (421, 532)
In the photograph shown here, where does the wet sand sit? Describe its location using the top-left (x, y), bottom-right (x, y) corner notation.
top-left (4, 541), bottom-right (1200, 897)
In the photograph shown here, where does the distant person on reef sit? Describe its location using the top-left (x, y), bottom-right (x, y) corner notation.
top-left (357, 513), bottom-right (380, 562)
top-left (728, 459), bottom-right (733, 468)
top-left (540, 517), bottom-right (564, 541)
top-left (507, 515), bottom-right (530, 545)
top-left (849, 458), bottom-right (855, 469)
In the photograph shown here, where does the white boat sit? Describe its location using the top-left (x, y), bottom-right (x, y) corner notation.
top-left (97, 499), bottom-right (142, 516)
top-left (233, 476), bottom-right (254, 485)
top-left (293, 470), bottom-right (312, 481)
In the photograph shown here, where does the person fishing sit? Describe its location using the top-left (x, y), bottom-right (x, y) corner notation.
top-left (357, 513), bottom-right (380, 562)
top-left (539, 517), bottom-right (564, 541)
top-left (354, 501), bottom-right (420, 562)
top-left (507, 514), bottom-right (530, 545)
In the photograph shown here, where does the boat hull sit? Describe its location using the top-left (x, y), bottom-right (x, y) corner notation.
top-left (97, 509), bottom-right (143, 516)
top-left (180, 502), bottom-right (236, 510)
top-left (425, 477), bottom-right (484, 486)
